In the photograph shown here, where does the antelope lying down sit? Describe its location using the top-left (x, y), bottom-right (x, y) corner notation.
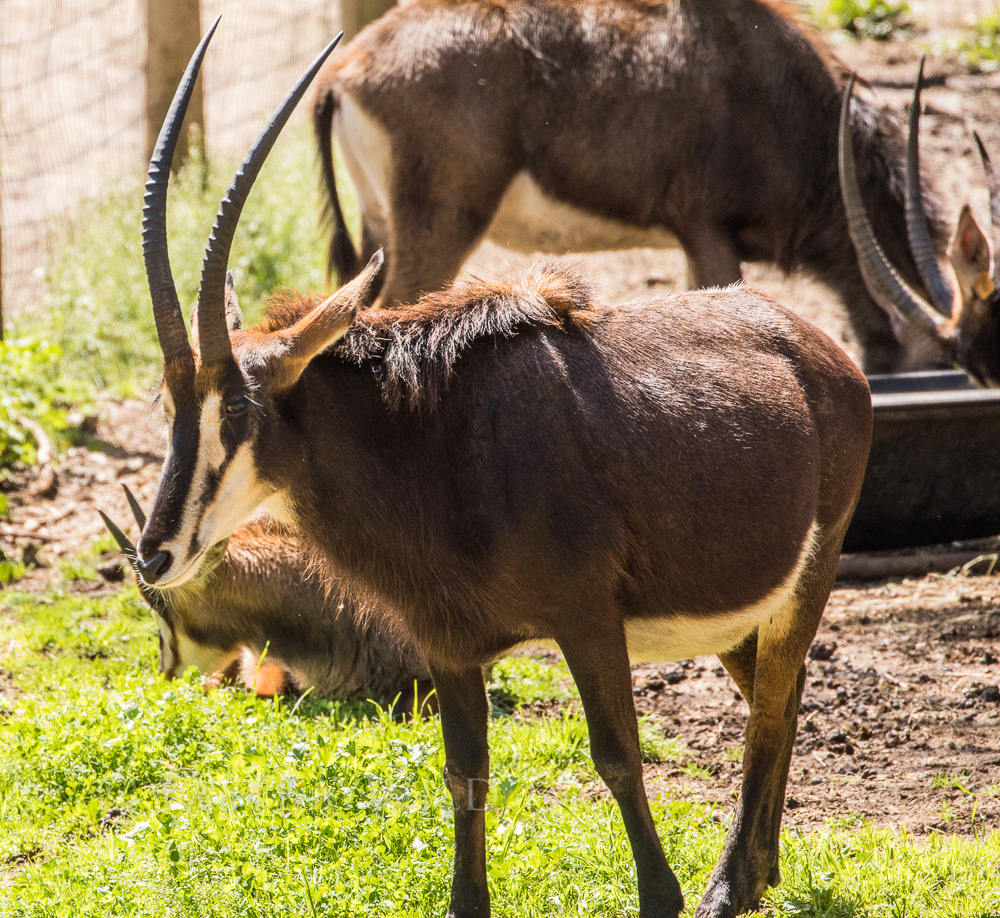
top-left (130, 25), bottom-right (872, 918)
top-left (101, 488), bottom-right (432, 707)
top-left (314, 0), bottom-right (951, 376)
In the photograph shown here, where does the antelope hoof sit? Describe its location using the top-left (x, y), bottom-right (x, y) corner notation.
top-left (694, 878), bottom-right (763, 918)
top-left (694, 885), bottom-right (738, 918)
top-left (639, 872), bottom-right (684, 917)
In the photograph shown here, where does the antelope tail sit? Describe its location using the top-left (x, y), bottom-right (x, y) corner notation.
top-left (314, 85), bottom-right (359, 283)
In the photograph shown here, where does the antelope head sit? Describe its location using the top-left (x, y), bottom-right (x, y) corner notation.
top-left (101, 485), bottom-right (229, 678)
top-left (840, 59), bottom-right (1000, 386)
top-left (135, 21), bottom-right (382, 589)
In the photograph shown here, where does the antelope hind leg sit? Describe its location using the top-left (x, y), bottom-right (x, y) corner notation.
top-left (695, 545), bottom-right (838, 918)
top-left (378, 151), bottom-right (512, 308)
top-left (681, 224), bottom-right (743, 290)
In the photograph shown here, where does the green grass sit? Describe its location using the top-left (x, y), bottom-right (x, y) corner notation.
top-left (13, 127), bottom-right (353, 399)
top-left (0, 338), bottom-right (86, 478)
top-left (813, 0), bottom-right (912, 40)
top-left (935, 12), bottom-right (1000, 71)
top-left (2, 581), bottom-right (1000, 917)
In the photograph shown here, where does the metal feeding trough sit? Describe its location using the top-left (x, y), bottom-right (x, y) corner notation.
top-left (843, 371), bottom-right (1000, 552)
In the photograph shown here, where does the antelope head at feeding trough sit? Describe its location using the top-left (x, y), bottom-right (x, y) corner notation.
top-left (100, 486), bottom-right (432, 708)
top-left (840, 61), bottom-right (1000, 386)
top-left (314, 0), bottom-right (952, 376)
top-left (132, 23), bottom-right (872, 918)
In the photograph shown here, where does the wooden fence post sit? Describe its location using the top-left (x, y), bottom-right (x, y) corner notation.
top-left (340, 0), bottom-right (396, 41)
top-left (0, 163), bottom-right (4, 341)
top-left (145, 0), bottom-right (204, 169)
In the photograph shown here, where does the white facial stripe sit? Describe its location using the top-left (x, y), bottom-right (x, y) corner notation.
top-left (197, 442), bottom-right (270, 550)
top-left (199, 393), bottom-right (226, 471)
top-left (154, 441), bottom-right (271, 590)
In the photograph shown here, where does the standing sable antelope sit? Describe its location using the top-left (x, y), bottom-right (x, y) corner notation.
top-left (313, 0), bottom-right (950, 375)
top-left (840, 61), bottom-right (1000, 386)
top-left (100, 488), bottom-right (432, 707)
top-left (132, 24), bottom-right (872, 918)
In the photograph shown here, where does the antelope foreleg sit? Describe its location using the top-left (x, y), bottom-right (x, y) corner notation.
top-left (432, 664), bottom-right (491, 918)
top-left (559, 624), bottom-right (684, 918)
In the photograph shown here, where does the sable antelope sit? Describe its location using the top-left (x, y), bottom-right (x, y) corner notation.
top-left (132, 24), bottom-right (872, 918)
top-left (100, 487), bottom-right (432, 707)
top-left (313, 0), bottom-right (949, 375)
top-left (840, 62), bottom-right (1000, 387)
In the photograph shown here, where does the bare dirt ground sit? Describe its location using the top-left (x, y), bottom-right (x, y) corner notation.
top-left (2, 28), bottom-right (1000, 836)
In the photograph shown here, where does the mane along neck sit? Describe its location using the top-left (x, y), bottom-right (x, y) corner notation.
top-left (262, 264), bottom-right (594, 411)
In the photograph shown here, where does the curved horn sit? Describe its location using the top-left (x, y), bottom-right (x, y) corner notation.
top-left (123, 484), bottom-right (148, 530)
top-left (905, 56), bottom-right (957, 316)
top-left (99, 508), bottom-right (168, 613)
top-left (196, 33), bottom-right (344, 364)
top-left (99, 509), bottom-right (136, 559)
top-left (143, 16), bottom-right (221, 364)
top-left (974, 131), bottom-right (1000, 283)
top-left (839, 73), bottom-right (951, 343)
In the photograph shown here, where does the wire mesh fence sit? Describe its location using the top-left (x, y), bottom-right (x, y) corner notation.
top-left (1, 0), bottom-right (997, 326)
top-left (0, 0), bottom-right (338, 322)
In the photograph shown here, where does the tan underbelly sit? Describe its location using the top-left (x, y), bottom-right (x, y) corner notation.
top-left (486, 171), bottom-right (680, 254)
top-left (525, 522), bottom-right (820, 663)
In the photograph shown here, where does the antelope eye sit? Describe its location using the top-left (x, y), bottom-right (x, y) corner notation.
top-left (224, 395), bottom-right (249, 416)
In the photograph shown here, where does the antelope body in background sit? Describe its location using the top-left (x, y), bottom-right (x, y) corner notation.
top-left (128, 26), bottom-right (872, 918)
top-left (314, 0), bottom-right (949, 375)
top-left (101, 490), bottom-right (432, 707)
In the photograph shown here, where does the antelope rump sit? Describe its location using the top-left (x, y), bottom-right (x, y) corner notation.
top-left (124, 23), bottom-right (873, 918)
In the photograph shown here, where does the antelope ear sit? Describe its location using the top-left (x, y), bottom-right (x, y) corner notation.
top-left (191, 271), bottom-right (244, 349)
top-left (273, 250), bottom-right (385, 390)
top-left (224, 271), bottom-right (243, 330)
top-left (948, 205), bottom-right (995, 304)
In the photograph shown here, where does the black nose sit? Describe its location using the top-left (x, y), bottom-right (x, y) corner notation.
top-left (139, 550), bottom-right (172, 584)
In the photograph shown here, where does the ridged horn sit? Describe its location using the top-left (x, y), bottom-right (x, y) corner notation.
top-left (905, 56), bottom-right (957, 317)
top-left (196, 32), bottom-right (344, 364)
top-left (838, 73), bottom-right (951, 343)
top-left (974, 131), bottom-right (1000, 284)
top-left (143, 16), bottom-right (221, 364)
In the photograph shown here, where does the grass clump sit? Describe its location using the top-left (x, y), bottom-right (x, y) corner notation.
top-left (814, 0), bottom-right (912, 40)
top-left (0, 338), bottom-right (84, 476)
top-left (936, 12), bottom-right (1000, 71)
